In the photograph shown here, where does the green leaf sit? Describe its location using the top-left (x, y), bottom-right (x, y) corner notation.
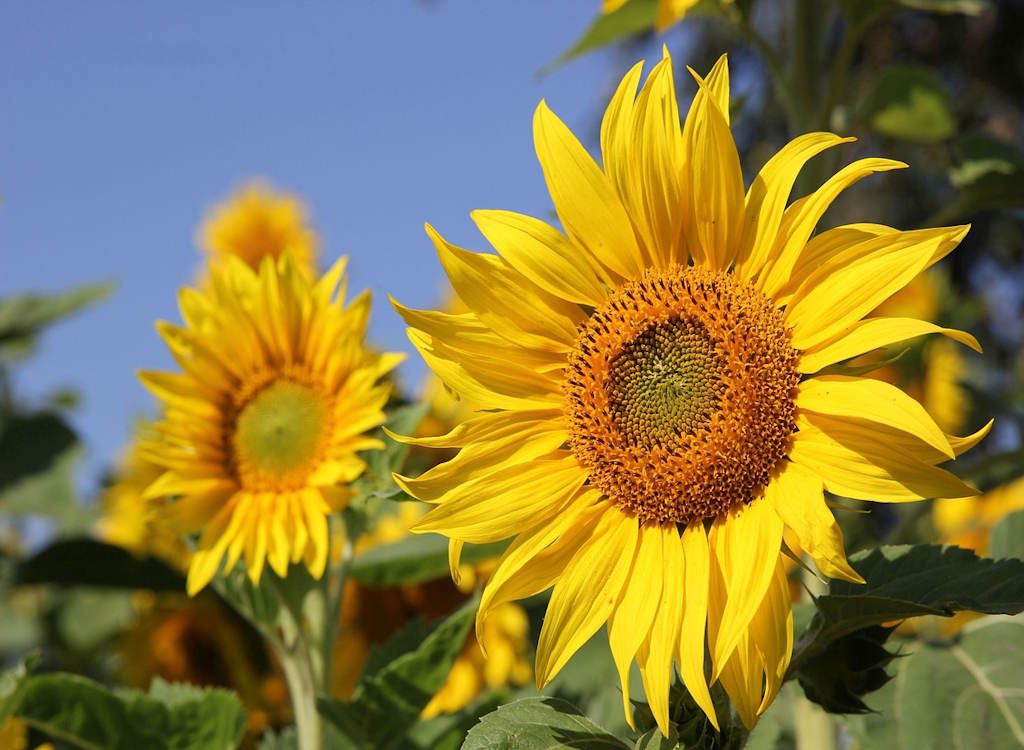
top-left (318, 595), bottom-right (478, 750)
top-left (947, 133), bottom-right (1024, 215)
top-left (15, 538), bottom-right (186, 592)
top-left (543, 0), bottom-right (658, 74)
top-left (404, 690), bottom-right (506, 750)
top-left (991, 510), bottom-right (1024, 561)
top-left (634, 726), bottom-right (680, 749)
top-left (845, 616), bottom-right (1024, 749)
top-left (795, 626), bottom-right (897, 713)
top-left (0, 671), bottom-right (245, 750)
top-left (859, 66), bottom-right (955, 143)
top-left (349, 533), bottom-right (508, 586)
top-left (790, 545), bottom-right (1024, 712)
top-left (840, 0), bottom-right (990, 27)
top-left (0, 283), bottom-right (114, 362)
top-left (461, 697), bottom-right (630, 750)
top-left (258, 727), bottom-right (297, 750)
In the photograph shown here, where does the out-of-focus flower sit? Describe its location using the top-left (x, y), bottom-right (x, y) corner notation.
top-left (119, 594), bottom-right (290, 733)
top-left (139, 255), bottom-right (400, 595)
top-left (392, 51), bottom-right (987, 733)
top-left (602, 0), bottom-right (703, 32)
top-left (96, 425), bottom-right (191, 569)
top-left (934, 477), bottom-right (1024, 555)
top-left (331, 506), bottom-right (531, 716)
top-left (0, 717), bottom-right (27, 750)
top-left (198, 182), bottom-right (319, 278)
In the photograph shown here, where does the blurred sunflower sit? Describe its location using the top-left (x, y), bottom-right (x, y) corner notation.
top-left (97, 423), bottom-right (191, 568)
top-left (119, 594), bottom-right (289, 734)
top-left (139, 255), bottom-right (400, 594)
top-left (198, 182), bottom-right (319, 278)
top-left (0, 717), bottom-right (27, 750)
top-left (934, 476), bottom-right (1024, 555)
top-left (332, 506), bottom-right (531, 717)
top-left (602, 0), bottom-right (699, 31)
top-left (391, 52), bottom-right (988, 732)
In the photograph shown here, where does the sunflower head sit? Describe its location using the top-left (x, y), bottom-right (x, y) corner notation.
top-left (198, 182), bottom-right (319, 278)
top-left (392, 50), bottom-right (988, 735)
top-left (139, 253), bottom-right (401, 595)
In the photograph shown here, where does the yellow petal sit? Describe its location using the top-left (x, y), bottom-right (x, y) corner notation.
top-left (786, 225), bottom-right (970, 351)
top-left (535, 508), bottom-right (638, 687)
top-left (448, 539), bottom-right (465, 587)
top-left (681, 63), bottom-right (744, 270)
top-left (427, 224), bottom-right (580, 351)
top-left (534, 100), bottom-right (643, 280)
top-left (799, 317), bottom-right (982, 373)
top-left (601, 61), bottom-right (645, 242)
top-left (385, 409), bottom-right (562, 449)
top-left (637, 524), bottom-right (684, 736)
top-left (765, 461), bottom-right (863, 583)
top-left (608, 523), bottom-right (663, 730)
top-left (412, 456), bottom-right (588, 544)
top-left (678, 523), bottom-right (719, 730)
top-left (748, 557), bottom-right (793, 715)
top-left (471, 210), bottom-right (607, 307)
top-left (735, 133), bottom-right (854, 281)
top-left (797, 375), bottom-right (954, 459)
top-left (759, 158), bottom-right (907, 298)
top-left (790, 417), bottom-right (979, 502)
top-left (656, 0), bottom-right (701, 30)
top-left (710, 498), bottom-right (783, 677)
top-left (477, 492), bottom-right (605, 648)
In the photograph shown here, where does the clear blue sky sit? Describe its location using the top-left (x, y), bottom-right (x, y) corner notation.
top-left (0, 2), bottom-right (683, 487)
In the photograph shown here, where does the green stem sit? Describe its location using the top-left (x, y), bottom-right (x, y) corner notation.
top-left (794, 693), bottom-right (839, 750)
top-left (277, 641), bottom-right (323, 750)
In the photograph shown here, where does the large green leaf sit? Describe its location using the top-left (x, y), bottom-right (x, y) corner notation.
top-left (858, 65), bottom-right (955, 143)
top-left (991, 510), bottom-right (1024, 560)
top-left (845, 616), bottom-right (1024, 749)
top-left (790, 545), bottom-right (1024, 713)
top-left (0, 671), bottom-right (245, 750)
top-left (15, 538), bottom-right (186, 592)
top-left (461, 697), bottom-right (630, 750)
top-left (0, 283), bottom-right (114, 361)
top-left (348, 533), bottom-right (507, 587)
top-left (840, 0), bottom-right (990, 26)
top-left (318, 596), bottom-right (477, 750)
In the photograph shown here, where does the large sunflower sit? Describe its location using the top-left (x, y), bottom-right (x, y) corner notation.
top-left (391, 53), bottom-right (989, 733)
top-left (140, 254), bottom-right (400, 595)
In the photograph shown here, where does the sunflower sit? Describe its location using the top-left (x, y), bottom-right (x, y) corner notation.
top-left (391, 52), bottom-right (989, 733)
top-left (198, 182), bottom-right (319, 278)
top-left (139, 254), bottom-right (400, 595)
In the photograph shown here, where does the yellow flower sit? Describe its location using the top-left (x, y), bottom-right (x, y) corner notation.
top-left (934, 477), bottom-right (1024, 555)
top-left (97, 424), bottom-right (192, 568)
top-left (391, 52), bottom-right (988, 733)
top-left (139, 254), bottom-right (401, 595)
top-left (0, 717), bottom-right (27, 750)
top-left (602, 0), bottom-right (702, 31)
top-left (332, 507), bottom-right (532, 715)
top-left (198, 182), bottom-right (319, 278)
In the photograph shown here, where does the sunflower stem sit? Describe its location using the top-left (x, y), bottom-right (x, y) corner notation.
top-left (794, 693), bottom-right (839, 750)
top-left (277, 639), bottom-right (323, 750)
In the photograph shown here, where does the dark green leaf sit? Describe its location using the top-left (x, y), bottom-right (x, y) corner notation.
top-left (15, 538), bottom-right (186, 592)
top-left (0, 283), bottom-right (114, 361)
top-left (349, 533), bottom-right (508, 587)
top-left (990, 510), bottom-right (1024, 560)
top-left (947, 133), bottom-right (1024, 215)
top-left (0, 671), bottom-right (245, 750)
top-left (634, 726), bottom-right (679, 749)
top-left (0, 414), bottom-right (77, 494)
top-left (858, 66), bottom-right (955, 143)
top-left (844, 617), bottom-right (1024, 749)
top-left (795, 626), bottom-right (898, 713)
top-left (543, 0), bottom-right (658, 74)
top-left (319, 595), bottom-right (477, 750)
top-left (790, 545), bottom-right (1024, 709)
top-left (461, 697), bottom-right (630, 750)
top-left (840, 0), bottom-right (990, 27)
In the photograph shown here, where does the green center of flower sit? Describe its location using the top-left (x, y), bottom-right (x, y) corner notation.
top-left (607, 317), bottom-right (726, 449)
top-left (233, 379), bottom-right (328, 488)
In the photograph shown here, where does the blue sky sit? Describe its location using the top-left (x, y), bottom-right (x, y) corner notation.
top-left (0, 2), bottom-right (681, 486)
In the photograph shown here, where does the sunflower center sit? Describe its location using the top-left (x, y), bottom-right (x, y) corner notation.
top-left (564, 265), bottom-right (799, 525)
top-left (232, 379), bottom-right (329, 490)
